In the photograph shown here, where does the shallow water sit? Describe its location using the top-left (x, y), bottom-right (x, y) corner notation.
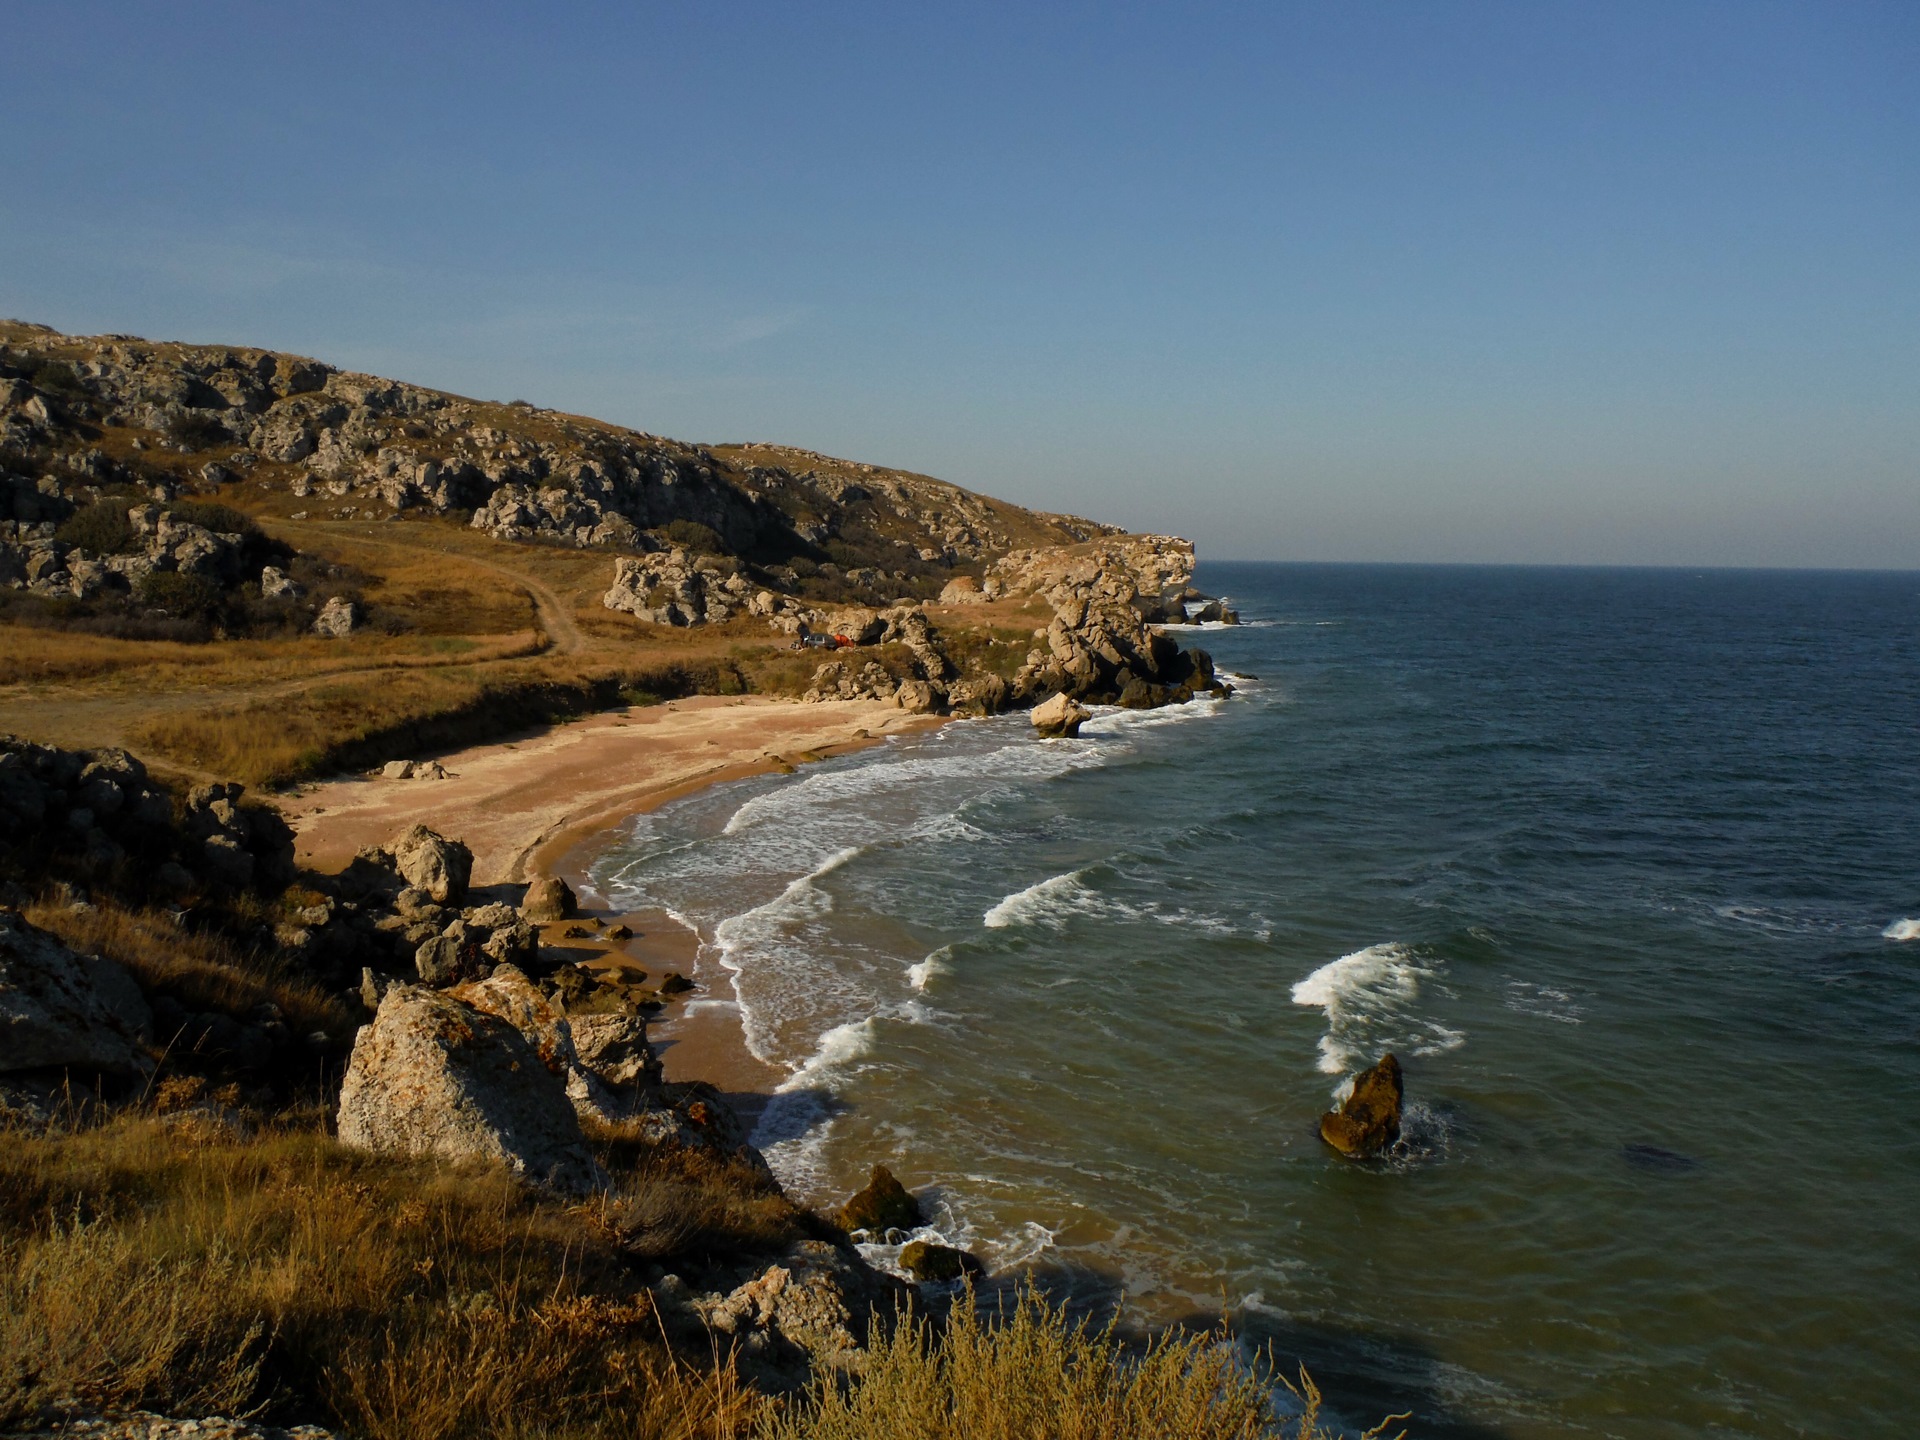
top-left (589, 563), bottom-right (1920, 1438)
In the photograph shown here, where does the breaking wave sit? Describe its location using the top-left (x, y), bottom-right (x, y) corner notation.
top-left (1291, 942), bottom-right (1465, 1077)
top-left (1883, 918), bottom-right (1920, 942)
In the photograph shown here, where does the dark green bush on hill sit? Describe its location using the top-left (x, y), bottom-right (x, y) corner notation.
top-left (165, 411), bottom-right (229, 450)
top-left (167, 501), bottom-right (255, 536)
top-left (135, 571), bottom-right (226, 623)
top-left (54, 501), bottom-right (139, 555)
top-left (29, 360), bottom-right (86, 396)
top-left (664, 519), bottom-right (723, 553)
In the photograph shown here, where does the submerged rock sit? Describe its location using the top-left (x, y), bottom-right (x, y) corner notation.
top-left (837, 1163), bottom-right (924, 1236)
top-left (1318, 1053), bottom-right (1403, 1158)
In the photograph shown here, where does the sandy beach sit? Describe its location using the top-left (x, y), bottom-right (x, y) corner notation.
top-left (283, 693), bottom-right (943, 1106)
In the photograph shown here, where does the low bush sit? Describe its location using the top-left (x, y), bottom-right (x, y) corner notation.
top-left (53, 500), bottom-right (140, 555)
top-left (135, 570), bottom-right (227, 622)
top-left (165, 411), bottom-right (229, 450)
top-left (664, 519), bottom-right (724, 553)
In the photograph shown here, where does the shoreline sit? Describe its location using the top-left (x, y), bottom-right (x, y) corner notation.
top-left (281, 693), bottom-right (948, 1110)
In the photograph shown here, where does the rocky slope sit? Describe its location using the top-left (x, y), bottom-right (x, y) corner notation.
top-left (0, 320), bottom-right (1115, 605)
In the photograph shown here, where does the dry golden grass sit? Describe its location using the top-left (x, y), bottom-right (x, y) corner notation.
top-left (0, 1114), bottom-right (767, 1437)
top-left (759, 1286), bottom-right (1385, 1440)
top-left (22, 896), bottom-right (354, 1042)
top-left (0, 626), bottom-right (547, 688)
top-left (0, 1106), bottom-right (1391, 1439)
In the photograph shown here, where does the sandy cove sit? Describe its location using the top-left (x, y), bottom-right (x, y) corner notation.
top-left (285, 694), bottom-right (937, 885)
top-left (283, 695), bottom-right (942, 1111)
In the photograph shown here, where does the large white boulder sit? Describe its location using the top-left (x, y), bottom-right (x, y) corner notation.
top-left (335, 984), bottom-right (608, 1195)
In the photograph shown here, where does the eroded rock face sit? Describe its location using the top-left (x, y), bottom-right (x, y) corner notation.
top-left (335, 983), bottom-right (609, 1195)
top-left (1029, 692), bottom-right (1091, 739)
top-left (1318, 1053), bottom-right (1404, 1158)
top-left (386, 824), bottom-right (472, 904)
top-left (0, 910), bottom-right (151, 1075)
top-left (836, 1164), bottom-right (924, 1236)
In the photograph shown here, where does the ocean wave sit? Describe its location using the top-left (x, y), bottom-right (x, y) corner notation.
top-left (984, 869), bottom-right (1096, 928)
top-left (1883, 918), bottom-right (1920, 942)
top-left (983, 866), bottom-right (1254, 938)
top-left (1292, 942), bottom-right (1465, 1077)
top-left (907, 945), bottom-right (953, 989)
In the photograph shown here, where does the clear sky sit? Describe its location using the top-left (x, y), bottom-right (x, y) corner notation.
top-left (4, 3), bottom-right (1915, 566)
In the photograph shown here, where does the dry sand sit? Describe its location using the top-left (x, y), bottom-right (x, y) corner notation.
top-left (284, 694), bottom-right (942, 1108)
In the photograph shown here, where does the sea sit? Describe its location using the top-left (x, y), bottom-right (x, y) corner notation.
top-left (586, 563), bottom-right (1920, 1439)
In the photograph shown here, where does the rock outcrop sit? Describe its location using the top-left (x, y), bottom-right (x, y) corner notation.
top-left (335, 983), bottom-right (610, 1195)
top-left (0, 910), bottom-right (151, 1075)
top-left (684, 1238), bottom-right (910, 1389)
top-left (1318, 1053), bottom-right (1404, 1158)
top-left (0, 738), bottom-right (294, 901)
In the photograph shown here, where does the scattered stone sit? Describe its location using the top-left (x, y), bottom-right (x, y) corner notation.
top-left (381, 759), bottom-right (415, 780)
top-left (336, 983), bottom-right (610, 1195)
top-left (604, 923), bottom-right (633, 940)
top-left (1030, 691), bottom-right (1092, 739)
top-left (657, 971), bottom-right (695, 995)
top-left (837, 1163), bottom-right (924, 1236)
top-left (312, 594), bottom-right (358, 638)
top-left (898, 1240), bottom-right (985, 1283)
top-left (1318, 1053), bottom-right (1404, 1158)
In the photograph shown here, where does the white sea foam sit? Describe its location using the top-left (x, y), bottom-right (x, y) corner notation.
top-left (984, 870), bottom-right (1095, 928)
top-left (907, 946), bottom-right (953, 989)
top-left (1291, 942), bottom-right (1449, 1076)
top-left (1883, 918), bottom-right (1920, 942)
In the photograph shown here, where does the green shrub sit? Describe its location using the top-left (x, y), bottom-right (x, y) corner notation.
top-left (165, 411), bottom-right (229, 450)
top-left (29, 361), bottom-right (86, 396)
top-left (664, 519), bottom-right (723, 553)
top-left (167, 501), bottom-right (254, 536)
top-left (136, 571), bottom-right (226, 622)
top-left (53, 501), bottom-right (139, 556)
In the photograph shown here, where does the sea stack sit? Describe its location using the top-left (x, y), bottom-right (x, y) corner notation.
top-left (1318, 1053), bottom-right (1404, 1158)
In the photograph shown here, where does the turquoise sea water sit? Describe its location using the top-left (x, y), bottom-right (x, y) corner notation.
top-left (589, 563), bottom-right (1920, 1438)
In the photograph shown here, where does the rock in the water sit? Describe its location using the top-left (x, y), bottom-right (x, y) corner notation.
top-left (0, 911), bottom-right (152, 1075)
top-left (521, 873), bottom-right (576, 922)
top-left (837, 1163), bottom-right (924, 1236)
top-left (1318, 1053), bottom-right (1404, 1158)
top-left (386, 823), bottom-right (472, 904)
top-left (1030, 691), bottom-right (1092, 739)
top-left (312, 594), bottom-right (358, 638)
top-left (898, 1240), bottom-right (985, 1283)
top-left (336, 983), bottom-right (610, 1195)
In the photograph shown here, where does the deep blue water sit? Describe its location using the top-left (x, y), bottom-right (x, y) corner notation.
top-left (592, 563), bottom-right (1920, 1438)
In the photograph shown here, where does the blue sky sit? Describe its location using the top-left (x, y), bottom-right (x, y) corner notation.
top-left (4, 2), bottom-right (1915, 565)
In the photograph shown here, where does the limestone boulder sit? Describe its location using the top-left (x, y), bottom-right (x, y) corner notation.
top-left (521, 874), bottom-right (576, 923)
top-left (1318, 1053), bottom-right (1404, 1158)
top-left (1030, 692), bottom-right (1092, 739)
top-left (386, 824), bottom-right (472, 904)
top-left (313, 595), bottom-right (358, 638)
top-left (335, 983), bottom-right (609, 1195)
top-left (695, 1239), bottom-right (910, 1388)
top-left (0, 911), bottom-right (152, 1075)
